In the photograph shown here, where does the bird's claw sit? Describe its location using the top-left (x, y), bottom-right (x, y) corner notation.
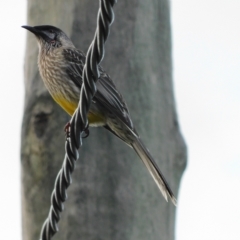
top-left (64, 122), bottom-right (71, 139)
top-left (82, 124), bottom-right (90, 138)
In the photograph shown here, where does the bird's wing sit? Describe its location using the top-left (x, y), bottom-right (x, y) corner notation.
top-left (95, 68), bottom-right (134, 129)
top-left (63, 48), bottom-right (134, 129)
top-left (63, 48), bottom-right (85, 89)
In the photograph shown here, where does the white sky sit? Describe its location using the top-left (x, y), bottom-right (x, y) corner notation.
top-left (0, 1), bottom-right (239, 240)
top-left (172, 1), bottom-right (240, 240)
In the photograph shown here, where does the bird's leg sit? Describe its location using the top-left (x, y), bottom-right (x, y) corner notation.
top-left (64, 122), bottom-right (71, 138)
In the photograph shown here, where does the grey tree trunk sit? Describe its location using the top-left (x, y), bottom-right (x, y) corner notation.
top-left (21, 1), bottom-right (186, 240)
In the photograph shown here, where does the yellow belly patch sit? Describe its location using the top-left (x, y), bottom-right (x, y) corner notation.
top-left (53, 96), bottom-right (77, 116)
top-left (53, 96), bottom-right (105, 125)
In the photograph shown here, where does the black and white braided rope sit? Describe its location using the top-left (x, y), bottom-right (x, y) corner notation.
top-left (40, 1), bottom-right (117, 239)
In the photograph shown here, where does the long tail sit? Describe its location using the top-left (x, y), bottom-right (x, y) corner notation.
top-left (131, 137), bottom-right (177, 206)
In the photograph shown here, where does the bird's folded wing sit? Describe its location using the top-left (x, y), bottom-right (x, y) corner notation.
top-left (64, 48), bottom-right (134, 130)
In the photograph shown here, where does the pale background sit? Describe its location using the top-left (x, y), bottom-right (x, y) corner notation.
top-left (0, 1), bottom-right (239, 240)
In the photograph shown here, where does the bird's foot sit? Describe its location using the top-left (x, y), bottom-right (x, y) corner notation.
top-left (64, 122), bottom-right (89, 139)
top-left (82, 124), bottom-right (90, 138)
top-left (64, 122), bottom-right (71, 139)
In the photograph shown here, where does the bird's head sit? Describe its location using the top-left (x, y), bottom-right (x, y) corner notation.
top-left (22, 25), bottom-right (74, 51)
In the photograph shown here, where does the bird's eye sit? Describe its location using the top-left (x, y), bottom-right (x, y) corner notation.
top-left (49, 29), bottom-right (54, 33)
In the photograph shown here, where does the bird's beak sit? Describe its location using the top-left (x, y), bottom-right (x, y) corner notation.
top-left (22, 25), bottom-right (48, 42)
top-left (22, 25), bottom-right (39, 35)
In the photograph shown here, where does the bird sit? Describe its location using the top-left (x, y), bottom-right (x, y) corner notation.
top-left (22, 25), bottom-right (177, 206)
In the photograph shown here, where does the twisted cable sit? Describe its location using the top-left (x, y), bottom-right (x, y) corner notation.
top-left (39, 1), bottom-right (117, 239)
